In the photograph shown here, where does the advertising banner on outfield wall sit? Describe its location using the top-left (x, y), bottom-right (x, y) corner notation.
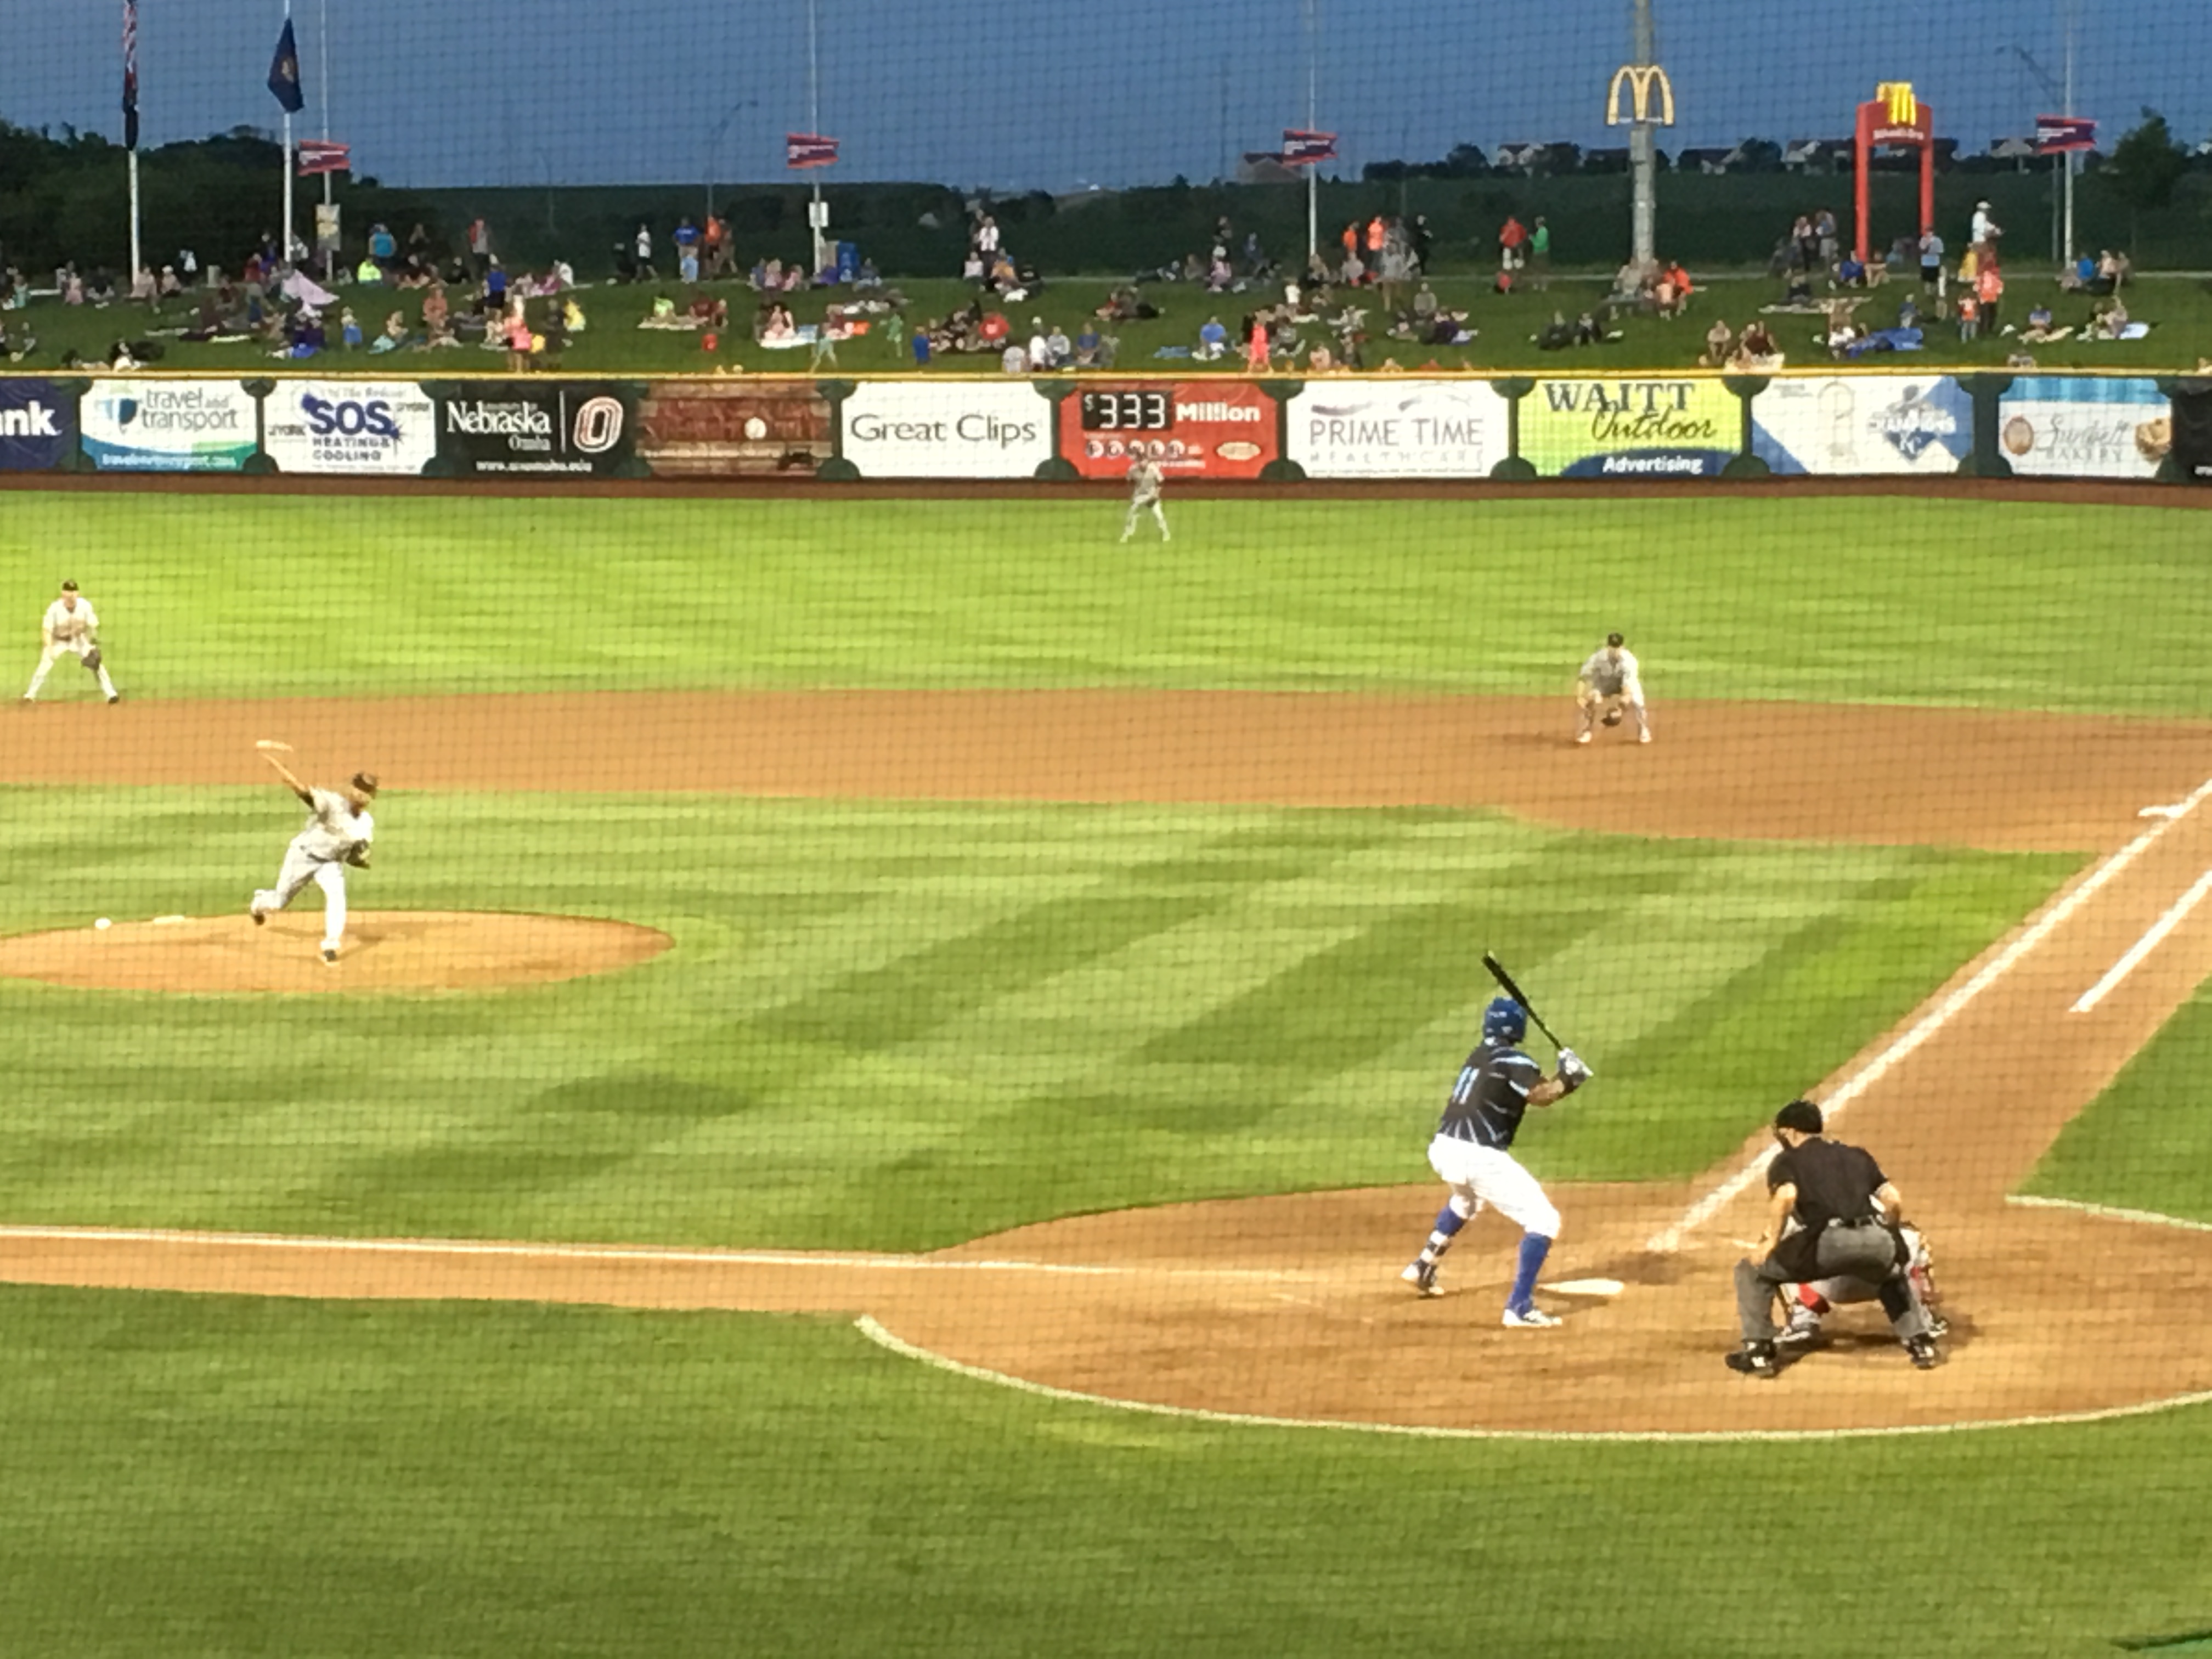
top-left (838, 381), bottom-right (1051, 477)
top-left (1058, 381), bottom-right (1277, 479)
top-left (1521, 377), bottom-right (1736, 477)
top-left (1751, 375), bottom-right (1972, 475)
top-left (80, 379), bottom-right (256, 471)
top-left (263, 381), bottom-right (438, 475)
top-left (1996, 376), bottom-right (2169, 478)
top-left (437, 382), bottom-right (635, 477)
top-left (634, 379), bottom-right (833, 477)
top-left (0, 378), bottom-right (74, 471)
top-left (1286, 379), bottom-right (1510, 477)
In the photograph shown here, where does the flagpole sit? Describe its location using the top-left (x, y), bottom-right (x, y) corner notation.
top-left (2061, 0), bottom-right (2077, 262)
top-left (807, 0), bottom-right (825, 276)
top-left (282, 0), bottom-right (295, 268)
top-left (318, 0), bottom-right (332, 280)
top-left (1304, 0), bottom-right (1318, 262)
top-left (124, 1), bottom-right (140, 281)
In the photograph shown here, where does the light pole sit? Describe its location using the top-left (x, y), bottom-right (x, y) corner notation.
top-left (806, 0), bottom-right (828, 276)
top-left (1628, 0), bottom-right (1657, 270)
top-left (705, 98), bottom-right (758, 220)
top-left (1303, 0), bottom-right (1319, 262)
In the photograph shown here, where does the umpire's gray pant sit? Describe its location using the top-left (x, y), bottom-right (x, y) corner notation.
top-left (1735, 1222), bottom-right (1928, 1344)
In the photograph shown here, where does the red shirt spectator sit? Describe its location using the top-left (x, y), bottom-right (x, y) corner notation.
top-left (1499, 217), bottom-right (1528, 271)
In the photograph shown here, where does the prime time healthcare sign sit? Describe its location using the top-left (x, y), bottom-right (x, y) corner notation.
top-left (1520, 377), bottom-right (1736, 477)
top-left (839, 381), bottom-right (1051, 477)
top-left (1287, 380), bottom-right (1509, 477)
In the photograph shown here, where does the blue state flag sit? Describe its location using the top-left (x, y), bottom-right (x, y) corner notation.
top-left (267, 18), bottom-right (304, 114)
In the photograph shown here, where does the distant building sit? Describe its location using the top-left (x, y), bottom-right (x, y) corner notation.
top-left (1784, 139), bottom-right (1851, 172)
top-left (1676, 146), bottom-right (1734, 174)
top-left (1237, 151), bottom-right (1301, 185)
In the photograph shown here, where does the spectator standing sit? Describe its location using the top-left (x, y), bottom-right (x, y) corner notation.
top-left (1027, 317), bottom-right (1050, 371)
top-left (703, 213), bottom-right (731, 278)
top-left (674, 217), bottom-right (701, 284)
top-left (633, 224), bottom-right (657, 281)
top-left (1976, 257), bottom-right (2003, 336)
top-left (1918, 228), bottom-right (1945, 297)
top-left (1814, 207), bottom-right (1838, 272)
top-left (1971, 200), bottom-right (2001, 248)
top-left (368, 222), bottom-right (397, 273)
top-left (1410, 213), bottom-right (1434, 272)
top-left (1528, 217), bottom-right (1551, 289)
top-left (467, 215), bottom-right (492, 278)
top-left (1364, 214), bottom-right (1386, 278)
top-left (1499, 214), bottom-right (1528, 272)
top-left (1340, 221), bottom-right (1361, 281)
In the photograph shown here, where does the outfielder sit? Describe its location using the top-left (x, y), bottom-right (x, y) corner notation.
top-left (1120, 452), bottom-right (1169, 543)
top-left (1401, 997), bottom-right (1592, 1327)
top-left (249, 752), bottom-right (377, 964)
top-left (1575, 630), bottom-right (1647, 745)
top-left (23, 580), bottom-right (120, 703)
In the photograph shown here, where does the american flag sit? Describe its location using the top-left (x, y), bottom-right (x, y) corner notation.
top-left (121, 0), bottom-right (139, 151)
top-left (1280, 128), bottom-right (1338, 166)
top-left (2035, 115), bottom-right (2096, 154)
top-left (786, 133), bottom-right (839, 169)
top-left (297, 139), bottom-right (351, 176)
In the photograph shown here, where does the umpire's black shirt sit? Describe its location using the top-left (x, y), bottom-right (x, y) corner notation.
top-left (1768, 1137), bottom-right (1887, 1231)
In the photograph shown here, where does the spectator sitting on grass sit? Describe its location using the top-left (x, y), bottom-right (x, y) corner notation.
top-left (1196, 314), bottom-right (1228, 360)
top-left (369, 309), bottom-right (408, 352)
top-left (1411, 281), bottom-right (1438, 326)
top-left (1732, 319), bottom-right (1780, 369)
top-left (1699, 318), bottom-right (1734, 366)
top-left (1836, 250), bottom-right (1866, 287)
top-left (340, 307), bottom-right (362, 348)
top-left (1045, 320), bottom-right (1071, 368)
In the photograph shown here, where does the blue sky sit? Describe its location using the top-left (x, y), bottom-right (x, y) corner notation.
top-left (3, 0), bottom-right (2205, 191)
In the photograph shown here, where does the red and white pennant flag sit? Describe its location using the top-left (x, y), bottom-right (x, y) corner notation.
top-left (2035, 115), bottom-right (2096, 154)
top-left (786, 133), bottom-right (838, 169)
top-left (296, 138), bottom-right (351, 176)
top-left (1281, 128), bottom-right (1337, 165)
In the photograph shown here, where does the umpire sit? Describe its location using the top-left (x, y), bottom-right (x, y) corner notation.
top-left (1726, 1099), bottom-right (1940, 1378)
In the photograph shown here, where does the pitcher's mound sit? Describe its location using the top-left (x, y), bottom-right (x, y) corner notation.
top-left (0, 911), bottom-right (672, 994)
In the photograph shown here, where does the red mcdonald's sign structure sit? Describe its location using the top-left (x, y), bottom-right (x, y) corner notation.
top-left (1853, 81), bottom-right (1936, 262)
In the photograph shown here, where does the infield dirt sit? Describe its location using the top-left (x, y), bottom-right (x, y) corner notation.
top-left (4, 687), bottom-right (2211, 1434)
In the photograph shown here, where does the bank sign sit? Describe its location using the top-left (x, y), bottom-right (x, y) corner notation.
top-left (1287, 380), bottom-right (1509, 477)
top-left (263, 381), bottom-right (438, 475)
top-left (839, 381), bottom-right (1051, 477)
top-left (1521, 378), bottom-right (1737, 477)
top-left (0, 379), bottom-right (74, 471)
top-left (80, 379), bottom-right (257, 471)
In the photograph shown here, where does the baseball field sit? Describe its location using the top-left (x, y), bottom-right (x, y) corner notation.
top-left (4, 484), bottom-right (2212, 1655)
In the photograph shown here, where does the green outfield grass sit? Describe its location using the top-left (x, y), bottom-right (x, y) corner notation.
top-left (10, 270), bottom-right (2210, 376)
top-left (10, 493), bottom-right (2212, 714)
top-left (1, 1286), bottom-right (2207, 1659)
top-left (0, 788), bottom-right (2069, 1247)
top-left (2025, 985), bottom-right (2212, 1225)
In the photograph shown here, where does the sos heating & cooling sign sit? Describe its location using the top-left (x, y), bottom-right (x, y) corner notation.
top-left (1058, 382), bottom-right (1277, 478)
top-left (263, 381), bottom-right (437, 474)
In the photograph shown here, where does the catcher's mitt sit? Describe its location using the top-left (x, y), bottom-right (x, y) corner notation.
top-left (1601, 707), bottom-right (1624, 727)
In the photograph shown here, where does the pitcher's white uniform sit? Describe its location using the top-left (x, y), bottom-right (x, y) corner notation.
top-left (253, 788), bottom-right (374, 957)
top-left (24, 587), bottom-right (120, 702)
top-left (1121, 453), bottom-right (1169, 542)
top-left (1575, 634), bottom-right (1648, 744)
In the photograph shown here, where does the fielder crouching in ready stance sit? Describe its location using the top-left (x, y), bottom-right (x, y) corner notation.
top-left (1728, 1098), bottom-right (1941, 1378)
top-left (249, 751), bottom-right (377, 964)
top-left (1401, 997), bottom-right (1592, 1327)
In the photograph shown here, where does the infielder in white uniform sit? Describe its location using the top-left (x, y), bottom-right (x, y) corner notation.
top-left (1121, 452), bottom-right (1169, 543)
top-left (1575, 630), bottom-right (1647, 745)
top-left (23, 580), bottom-right (120, 703)
top-left (250, 752), bottom-right (377, 963)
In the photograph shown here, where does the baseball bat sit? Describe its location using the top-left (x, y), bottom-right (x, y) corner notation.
top-left (1481, 951), bottom-right (1566, 1051)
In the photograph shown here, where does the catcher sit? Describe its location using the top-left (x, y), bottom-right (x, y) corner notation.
top-left (1779, 1220), bottom-right (1948, 1346)
top-left (248, 749), bottom-right (377, 964)
top-left (1575, 630), bottom-right (1649, 746)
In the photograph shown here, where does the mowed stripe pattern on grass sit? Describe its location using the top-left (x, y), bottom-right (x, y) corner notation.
top-left (0, 788), bottom-right (2070, 1251)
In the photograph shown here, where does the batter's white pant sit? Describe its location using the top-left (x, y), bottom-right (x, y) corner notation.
top-left (1122, 499), bottom-right (1169, 541)
top-left (25, 638), bottom-right (117, 701)
top-left (255, 846), bottom-right (349, 951)
top-left (1426, 1135), bottom-right (1561, 1238)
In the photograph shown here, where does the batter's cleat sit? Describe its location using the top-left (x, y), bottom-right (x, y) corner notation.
top-left (1401, 1260), bottom-right (1442, 1297)
top-left (320, 945), bottom-right (338, 964)
top-left (1725, 1341), bottom-right (1779, 1378)
top-left (107, 692), bottom-right (121, 704)
top-left (1906, 1335), bottom-right (1942, 1370)
top-left (1638, 730), bottom-right (1651, 744)
top-left (249, 902), bottom-right (267, 926)
top-left (1500, 1304), bottom-right (1562, 1329)
top-left (1575, 731), bottom-right (1592, 745)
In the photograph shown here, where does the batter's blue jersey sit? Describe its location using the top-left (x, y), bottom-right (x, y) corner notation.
top-left (1435, 1039), bottom-right (1543, 1150)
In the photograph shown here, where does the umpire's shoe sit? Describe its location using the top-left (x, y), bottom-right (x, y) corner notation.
top-left (1906, 1335), bottom-right (1942, 1370)
top-left (1724, 1341), bottom-right (1780, 1379)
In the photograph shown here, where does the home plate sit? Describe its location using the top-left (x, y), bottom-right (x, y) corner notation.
top-left (1547, 1278), bottom-right (1624, 1297)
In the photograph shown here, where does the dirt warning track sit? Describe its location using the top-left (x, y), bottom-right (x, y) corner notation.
top-left (5, 687), bottom-right (2212, 1434)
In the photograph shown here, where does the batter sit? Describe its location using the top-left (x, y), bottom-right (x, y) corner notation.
top-left (23, 579), bottom-right (120, 703)
top-left (1120, 452), bottom-right (1169, 543)
top-left (250, 752), bottom-right (377, 964)
top-left (1575, 630), bottom-right (1647, 745)
top-left (1400, 997), bottom-right (1591, 1327)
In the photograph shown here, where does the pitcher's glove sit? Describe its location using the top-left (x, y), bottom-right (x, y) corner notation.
top-left (344, 846), bottom-right (372, 870)
top-left (1556, 1048), bottom-right (1594, 1092)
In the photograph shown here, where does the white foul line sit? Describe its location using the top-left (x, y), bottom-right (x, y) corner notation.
top-left (2005, 1193), bottom-right (2212, 1234)
top-left (2070, 868), bottom-right (2212, 1013)
top-left (1646, 775), bottom-right (2212, 1254)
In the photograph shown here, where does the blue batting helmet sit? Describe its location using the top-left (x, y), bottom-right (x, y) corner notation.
top-left (1482, 997), bottom-right (1527, 1044)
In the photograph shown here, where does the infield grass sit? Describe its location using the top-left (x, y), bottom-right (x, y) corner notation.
top-left (2, 1285), bottom-right (2208, 1659)
top-left (0, 787), bottom-right (2068, 1246)
top-left (7, 492), bottom-right (2212, 715)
